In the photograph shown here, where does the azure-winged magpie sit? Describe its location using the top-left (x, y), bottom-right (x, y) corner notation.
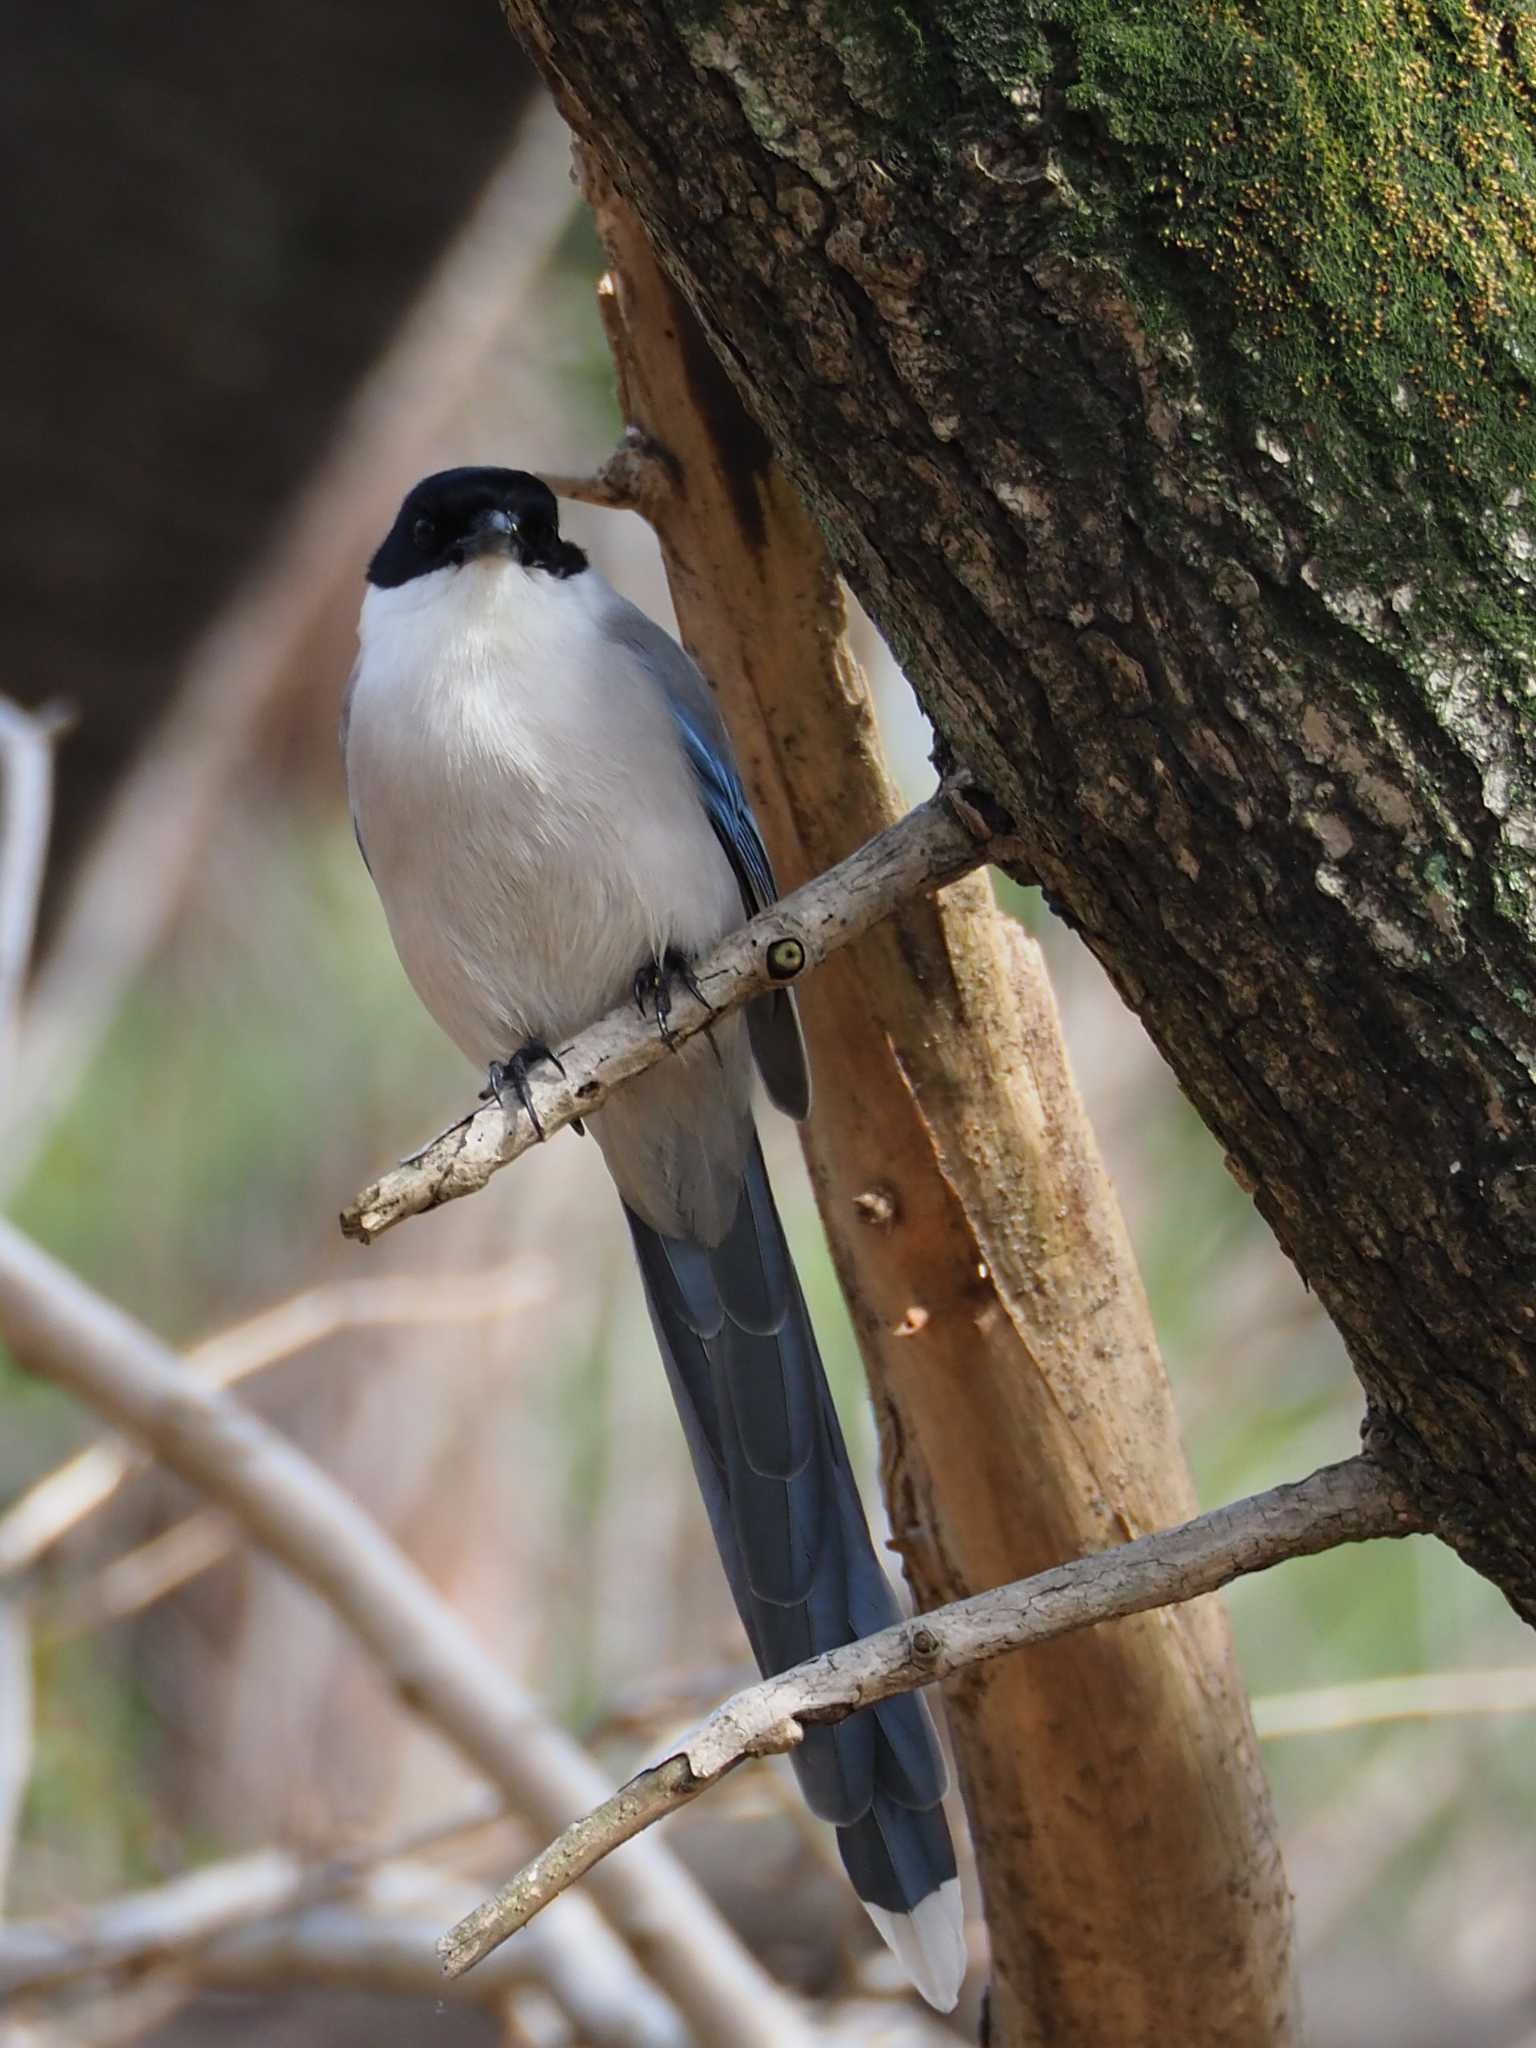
top-left (343, 467), bottom-right (964, 2009)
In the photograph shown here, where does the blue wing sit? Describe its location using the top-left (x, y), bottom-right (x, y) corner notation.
top-left (673, 706), bottom-right (811, 1121)
top-left (671, 698), bottom-right (776, 916)
top-left (608, 600), bottom-right (810, 1121)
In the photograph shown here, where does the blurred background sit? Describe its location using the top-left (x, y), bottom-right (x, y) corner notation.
top-left (1, 10), bottom-right (1533, 2045)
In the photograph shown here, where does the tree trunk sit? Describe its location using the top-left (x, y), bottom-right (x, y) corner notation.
top-left (571, 158), bottom-right (1296, 2043)
top-left (504, 4), bottom-right (1536, 1620)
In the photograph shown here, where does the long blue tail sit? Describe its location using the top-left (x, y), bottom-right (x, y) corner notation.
top-left (624, 1137), bottom-right (963, 2007)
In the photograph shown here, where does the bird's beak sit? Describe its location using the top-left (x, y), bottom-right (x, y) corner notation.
top-left (460, 506), bottom-right (519, 560)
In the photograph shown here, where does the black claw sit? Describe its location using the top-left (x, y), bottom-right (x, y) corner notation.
top-left (676, 955), bottom-right (710, 1008)
top-left (633, 947), bottom-right (711, 1050)
top-left (487, 1040), bottom-right (566, 1141)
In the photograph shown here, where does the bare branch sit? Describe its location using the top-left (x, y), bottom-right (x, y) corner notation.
top-left (0, 1264), bottom-right (547, 1579)
top-left (0, 696), bottom-right (69, 1095)
top-left (441, 1758), bottom-right (700, 1977)
top-left (0, 1594), bottom-right (31, 1913)
top-left (1253, 1664), bottom-right (1536, 1738)
top-left (541, 418), bottom-right (675, 514)
top-left (0, 1791), bottom-right (506, 1992)
top-left (0, 1847), bottom-right (355, 1993)
top-left (40, 1510), bottom-right (235, 1642)
top-left (0, 1218), bottom-right (818, 2048)
top-left (4, 1970), bottom-right (195, 2048)
top-left (197, 1902), bottom-right (681, 2046)
top-left (442, 1456), bottom-right (1414, 1974)
top-left (0, 1857), bottom-right (685, 2048)
top-left (343, 791), bottom-right (988, 1241)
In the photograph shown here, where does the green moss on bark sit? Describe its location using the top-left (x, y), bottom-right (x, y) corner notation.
top-left (806, 0), bottom-right (1536, 653)
top-left (834, 2), bottom-right (1536, 471)
top-left (1057, 1), bottom-right (1529, 477)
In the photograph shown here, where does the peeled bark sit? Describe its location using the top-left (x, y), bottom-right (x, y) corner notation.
top-left (505, 4), bottom-right (1536, 1621)
top-left (571, 154), bottom-right (1295, 2046)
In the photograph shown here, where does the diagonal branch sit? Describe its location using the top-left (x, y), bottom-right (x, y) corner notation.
top-left (188, 1900), bottom-right (682, 2047)
top-left (0, 1216), bottom-right (817, 2048)
top-left (0, 1265), bottom-right (547, 1580)
top-left (0, 1592), bottom-right (31, 1915)
top-left (0, 1851), bottom-right (685, 2048)
top-left (441, 1455), bottom-right (1417, 1975)
top-left (341, 789), bottom-right (990, 1241)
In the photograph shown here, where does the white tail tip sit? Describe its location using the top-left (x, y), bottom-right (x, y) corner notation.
top-left (863, 1877), bottom-right (966, 2012)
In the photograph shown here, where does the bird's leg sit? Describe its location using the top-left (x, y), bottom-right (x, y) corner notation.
top-left (485, 1040), bottom-right (577, 1141)
top-left (633, 947), bottom-right (711, 1050)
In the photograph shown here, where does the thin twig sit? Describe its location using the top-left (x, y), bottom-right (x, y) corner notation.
top-left (0, 1791), bottom-right (508, 1992)
top-left (0, 1856), bottom-right (684, 2048)
top-left (543, 413), bottom-right (679, 516)
top-left (0, 1265), bottom-right (547, 1579)
top-left (0, 1217), bottom-right (816, 2048)
top-left (1253, 1664), bottom-right (1536, 1738)
top-left (0, 696), bottom-right (69, 1096)
top-left (192, 1900), bottom-right (682, 2046)
top-left (444, 1756), bottom-right (700, 1976)
top-left (40, 1510), bottom-right (236, 1643)
top-left (0, 1594), bottom-right (31, 1914)
top-left (441, 1455), bottom-right (1414, 1974)
top-left (343, 791), bottom-right (988, 1241)
top-left (3, 1969), bottom-right (195, 2048)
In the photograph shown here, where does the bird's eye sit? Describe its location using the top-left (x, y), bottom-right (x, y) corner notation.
top-left (412, 516), bottom-right (435, 549)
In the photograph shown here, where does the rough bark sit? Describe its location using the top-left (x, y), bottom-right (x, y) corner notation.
top-left (503, 3), bottom-right (1536, 1620)
top-left (573, 162), bottom-right (1296, 2045)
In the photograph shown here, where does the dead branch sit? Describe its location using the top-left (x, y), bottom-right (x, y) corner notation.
top-left (0, 1216), bottom-right (817, 2048)
top-left (541, 421), bottom-right (667, 514)
top-left (0, 1594), bottom-right (30, 1914)
top-left (194, 1904), bottom-right (679, 2045)
top-left (39, 1511), bottom-right (235, 1643)
top-left (1252, 1665), bottom-right (1536, 1739)
top-left (342, 790), bottom-right (988, 1241)
top-left (0, 1856), bottom-right (684, 2048)
top-left (0, 1264), bottom-right (547, 1580)
top-left (2, 1971), bottom-right (195, 2048)
top-left (442, 1456), bottom-right (1412, 1973)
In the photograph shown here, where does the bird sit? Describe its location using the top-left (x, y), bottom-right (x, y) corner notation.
top-left (342, 465), bottom-right (964, 2010)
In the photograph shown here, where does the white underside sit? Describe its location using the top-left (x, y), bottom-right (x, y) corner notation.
top-left (864, 1877), bottom-right (967, 2013)
top-left (346, 557), bottom-right (741, 1062)
top-left (344, 554), bottom-right (754, 1241)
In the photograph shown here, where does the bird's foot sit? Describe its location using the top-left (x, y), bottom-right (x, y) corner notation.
top-left (485, 1040), bottom-right (568, 1142)
top-left (633, 948), bottom-right (710, 1049)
